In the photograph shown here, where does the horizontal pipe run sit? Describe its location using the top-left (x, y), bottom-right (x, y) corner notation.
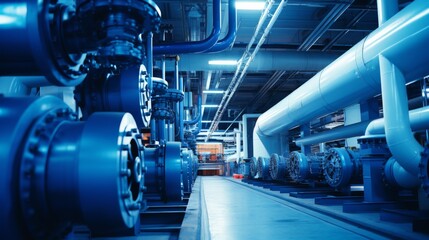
top-left (295, 106), bottom-right (429, 147)
top-left (255, 0), bottom-right (429, 138)
top-left (171, 49), bottom-right (340, 72)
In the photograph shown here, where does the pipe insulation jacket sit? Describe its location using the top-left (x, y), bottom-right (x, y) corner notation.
top-left (255, 0), bottom-right (429, 138)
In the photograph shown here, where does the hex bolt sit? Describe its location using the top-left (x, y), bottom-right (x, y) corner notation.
top-left (121, 169), bottom-right (131, 177)
top-left (121, 191), bottom-right (130, 199)
top-left (128, 203), bottom-right (140, 211)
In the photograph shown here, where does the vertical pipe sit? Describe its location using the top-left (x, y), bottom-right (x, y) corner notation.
top-left (174, 58), bottom-right (180, 140)
top-left (146, 32), bottom-right (154, 94)
top-left (205, 0), bottom-right (237, 53)
top-left (376, 0), bottom-right (398, 26)
top-left (379, 55), bottom-right (422, 177)
top-left (179, 76), bottom-right (184, 142)
top-left (150, 118), bottom-right (157, 142)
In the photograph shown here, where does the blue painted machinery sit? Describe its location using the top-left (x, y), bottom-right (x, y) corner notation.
top-left (257, 157), bottom-right (271, 180)
top-left (144, 142), bottom-right (183, 202)
top-left (269, 153), bottom-right (289, 180)
top-left (288, 151), bottom-right (324, 183)
top-left (0, 96), bottom-right (144, 239)
top-left (322, 148), bottom-right (362, 190)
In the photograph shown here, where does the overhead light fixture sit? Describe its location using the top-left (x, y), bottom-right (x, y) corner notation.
top-left (235, 1), bottom-right (265, 10)
top-left (208, 60), bottom-right (238, 65)
top-left (203, 90), bottom-right (225, 94)
top-left (201, 120), bottom-right (212, 123)
top-left (202, 104), bottom-right (219, 108)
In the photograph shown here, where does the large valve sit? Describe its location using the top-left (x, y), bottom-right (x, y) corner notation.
top-left (144, 142), bottom-right (184, 202)
top-left (0, 0), bottom-right (161, 86)
top-left (0, 96), bottom-right (144, 239)
top-left (75, 65), bottom-right (151, 128)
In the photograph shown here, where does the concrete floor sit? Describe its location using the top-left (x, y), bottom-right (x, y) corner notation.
top-left (195, 176), bottom-right (387, 240)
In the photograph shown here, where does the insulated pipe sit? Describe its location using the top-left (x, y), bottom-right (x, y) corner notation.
top-left (366, 106), bottom-right (429, 135)
top-left (167, 49), bottom-right (340, 72)
top-left (379, 55), bottom-right (422, 177)
top-left (204, 0), bottom-right (237, 53)
top-left (255, 0), bottom-right (429, 138)
top-left (295, 121), bottom-right (371, 146)
top-left (153, 0), bottom-right (221, 55)
top-left (179, 76), bottom-right (184, 142)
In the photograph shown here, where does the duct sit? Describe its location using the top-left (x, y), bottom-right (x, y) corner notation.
top-left (205, 0), bottom-right (237, 53)
top-left (166, 49), bottom-right (339, 72)
top-left (254, 0), bottom-right (429, 158)
top-left (153, 0), bottom-right (221, 55)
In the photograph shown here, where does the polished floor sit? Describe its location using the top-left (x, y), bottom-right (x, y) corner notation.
top-left (193, 176), bottom-right (387, 240)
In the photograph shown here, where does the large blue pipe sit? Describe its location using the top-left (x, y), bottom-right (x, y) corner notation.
top-left (153, 0), bottom-right (221, 55)
top-left (204, 0), bottom-right (237, 53)
top-left (255, 0), bottom-right (429, 140)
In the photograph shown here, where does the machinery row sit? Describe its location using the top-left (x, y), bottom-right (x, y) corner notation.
top-left (235, 0), bottom-right (429, 235)
top-left (0, 0), bottom-right (237, 238)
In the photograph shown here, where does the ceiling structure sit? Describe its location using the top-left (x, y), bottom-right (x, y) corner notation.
top-left (153, 0), bottom-right (412, 142)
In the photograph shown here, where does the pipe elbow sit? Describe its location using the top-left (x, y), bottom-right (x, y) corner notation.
top-left (384, 157), bottom-right (420, 189)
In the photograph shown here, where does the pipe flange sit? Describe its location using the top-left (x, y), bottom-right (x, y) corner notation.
top-left (19, 107), bottom-right (76, 238)
top-left (249, 157), bottom-right (258, 178)
top-left (163, 89), bottom-right (185, 102)
top-left (77, 0), bottom-right (161, 33)
top-left (322, 148), bottom-right (354, 188)
top-left (419, 146), bottom-right (429, 196)
top-left (269, 153), bottom-right (287, 180)
top-left (152, 77), bottom-right (168, 95)
top-left (257, 157), bottom-right (270, 180)
top-left (164, 142), bottom-right (184, 201)
top-left (152, 107), bottom-right (174, 120)
top-left (288, 151), bottom-right (309, 182)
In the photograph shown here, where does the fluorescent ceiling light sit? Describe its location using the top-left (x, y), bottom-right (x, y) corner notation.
top-left (208, 60), bottom-right (238, 65)
top-left (202, 104), bottom-right (219, 108)
top-left (202, 120), bottom-right (212, 123)
top-left (235, 1), bottom-right (265, 10)
top-left (203, 90), bottom-right (225, 94)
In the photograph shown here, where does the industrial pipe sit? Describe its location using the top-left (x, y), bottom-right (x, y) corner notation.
top-left (379, 55), bottom-right (421, 186)
top-left (153, 0), bottom-right (221, 55)
top-left (205, 0), bottom-right (237, 53)
top-left (169, 49), bottom-right (340, 72)
top-left (295, 105), bottom-right (429, 147)
top-left (254, 0), bottom-right (429, 157)
top-left (184, 94), bottom-right (202, 125)
top-left (0, 96), bottom-right (144, 239)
